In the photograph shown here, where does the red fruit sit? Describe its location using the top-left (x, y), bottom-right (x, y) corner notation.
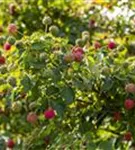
top-left (72, 47), bottom-right (84, 62)
top-left (113, 112), bottom-right (121, 121)
top-left (124, 132), bottom-right (132, 141)
top-left (94, 41), bottom-right (101, 49)
top-left (27, 112), bottom-right (38, 124)
top-left (64, 53), bottom-right (75, 63)
top-left (3, 42), bottom-right (11, 51)
top-left (125, 83), bottom-right (135, 93)
top-left (108, 41), bottom-right (116, 49)
top-left (8, 24), bottom-right (17, 34)
top-left (0, 56), bottom-right (5, 64)
top-left (124, 99), bottom-right (135, 110)
top-left (7, 139), bottom-right (15, 148)
top-left (44, 108), bottom-right (56, 119)
top-left (89, 19), bottom-right (95, 28)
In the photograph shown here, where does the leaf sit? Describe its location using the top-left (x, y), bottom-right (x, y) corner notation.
top-left (21, 75), bottom-right (33, 92)
top-left (61, 86), bottom-right (75, 104)
top-left (31, 42), bottom-right (45, 51)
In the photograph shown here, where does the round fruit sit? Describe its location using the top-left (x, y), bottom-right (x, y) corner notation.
top-left (11, 101), bottom-right (22, 112)
top-left (0, 56), bottom-right (5, 64)
top-left (0, 66), bottom-right (7, 74)
top-left (29, 102), bottom-right (37, 110)
top-left (7, 36), bottom-right (16, 45)
top-left (49, 25), bottom-right (59, 36)
top-left (123, 132), bottom-right (132, 141)
top-left (94, 41), bottom-right (101, 49)
top-left (82, 35), bottom-right (90, 43)
top-left (108, 41), bottom-right (116, 49)
top-left (7, 139), bottom-right (15, 148)
top-left (75, 38), bottom-right (85, 47)
top-left (27, 112), bottom-right (38, 124)
top-left (125, 83), bottom-right (135, 93)
top-left (72, 47), bottom-right (84, 62)
top-left (42, 16), bottom-right (52, 25)
top-left (0, 36), bottom-right (6, 45)
top-left (9, 3), bottom-right (16, 15)
top-left (3, 42), bottom-right (11, 51)
top-left (8, 24), bottom-right (17, 34)
top-left (44, 108), bottom-right (56, 119)
top-left (124, 99), bottom-right (135, 110)
top-left (82, 31), bottom-right (89, 37)
top-left (7, 76), bottom-right (16, 87)
top-left (113, 112), bottom-right (121, 121)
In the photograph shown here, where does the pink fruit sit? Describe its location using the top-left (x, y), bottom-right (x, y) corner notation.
top-left (72, 47), bottom-right (84, 62)
top-left (113, 112), bottom-right (121, 121)
top-left (94, 41), bottom-right (101, 49)
top-left (7, 139), bottom-right (15, 148)
top-left (123, 132), bottom-right (132, 141)
top-left (125, 83), bottom-right (135, 93)
top-left (108, 41), bottom-right (116, 49)
top-left (0, 56), bottom-right (5, 64)
top-left (124, 99), bottom-right (135, 110)
top-left (8, 24), bottom-right (17, 34)
top-left (64, 53), bottom-right (75, 63)
top-left (3, 42), bottom-right (11, 51)
top-left (27, 112), bottom-right (38, 124)
top-left (44, 108), bottom-right (56, 119)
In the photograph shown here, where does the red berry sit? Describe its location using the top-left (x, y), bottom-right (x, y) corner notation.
top-left (0, 56), bottom-right (5, 64)
top-left (113, 112), bottom-right (121, 121)
top-left (3, 42), bottom-right (11, 51)
top-left (44, 108), bottom-right (56, 119)
top-left (8, 24), bottom-right (17, 34)
top-left (27, 112), bottom-right (38, 124)
top-left (125, 83), bottom-right (135, 93)
top-left (89, 19), bottom-right (95, 28)
top-left (108, 41), bottom-right (116, 49)
top-left (72, 47), bottom-right (84, 62)
top-left (124, 99), bottom-right (135, 110)
top-left (94, 41), bottom-right (101, 49)
top-left (7, 139), bottom-right (15, 148)
top-left (124, 132), bottom-right (132, 141)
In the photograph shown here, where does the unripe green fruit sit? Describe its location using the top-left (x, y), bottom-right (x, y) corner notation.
top-left (7, 77), bottom-right (16, 87)
top-left (39, 53), bottom-right (47, 61)
top-left (82, 35), bottom-right (90, 43)
top-left (102, 66), bottom-right (111, 75)
top-left (75, 38), bottom-right (84, 47)
top-left (82, 31), bottom-right (89, 37)
top-left (0, 78), bottom-right (6, 85)
top-left (0, 36), bottom-right (6, 45)
top-left (49, 25), bottom-right (59, 36)
top-left (42, 16), bottom-right (52, 25)
top-left (11, 101), bottom-right (22, 112)
top-left (7, 36), bottom-right (16, 45)
top-left (29, 102), bottom-right (37, 110)
top-left (15, 41), bottom-right (23, 48)
top-left (0, 66), bottom-right (7, 74)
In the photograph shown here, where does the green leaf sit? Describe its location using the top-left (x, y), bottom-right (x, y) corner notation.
top-left (61, 86), bottom-right (75, 104)
top-left (31, 42), bottom-right (45, 51)
top-left (21, 75), bottom-right (33, 92)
